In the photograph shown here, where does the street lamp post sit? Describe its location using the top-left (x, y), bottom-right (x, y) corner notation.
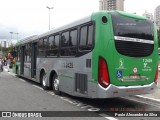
top-left (9, 32), bottom-right (13, 47)
top-left (10, 32), bottom-right (13, 40)
top-left (15, 32), bottom-right (19, 41)
top-left (46, 6), bottom-right (54, 30)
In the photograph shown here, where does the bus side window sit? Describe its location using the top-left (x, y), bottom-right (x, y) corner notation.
top-left (47, 35), bottom-right (59, 57)
top-left (48, 35), bottom-right (54, 56)
top-left (69, 29), bottom-right (77, 56)
top-left (60, 29), bottom-right (77, 56)
top-left (44, 38), bottom-right (48, 50)
top-left (38, 39), bottom-right (45, 57)
top-left (48, 36), bottom-right (54, 50)
top-left (88, 25), bottom-right (93, 46)
top-left (61, 32), bottom-right (69, 48)
top-left (80, 26), bottom-right (87, 48)
top-left (61, 31), bottom-right (69, 56)
top-left (79, 24), bottom-right (94, 51)
top-left (53, 35), bottom-right (59, 56)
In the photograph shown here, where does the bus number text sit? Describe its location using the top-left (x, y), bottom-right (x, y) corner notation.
top-left (63, 62), bottom-right (73, 68)
top-left (143, 59), bottom-right (152, 63)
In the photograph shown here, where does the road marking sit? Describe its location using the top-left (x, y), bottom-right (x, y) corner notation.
top-left (99, 114), bottom-right (118, 120)
top-left (32, 85), bottom-right (43, 90)
top-left (47, 91), bottom-right (55, 96)
top-left (123, 97), bottom-right (160, 109)
top-left (18, 78), bottom-right (26, 82)
top-left (136, 95), bottom-right (160, 103)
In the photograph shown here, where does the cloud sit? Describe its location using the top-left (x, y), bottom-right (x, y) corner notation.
top-left (0, 25), bottom-right (18, 39)
top-left (0, 24), bottom-right (43, 40)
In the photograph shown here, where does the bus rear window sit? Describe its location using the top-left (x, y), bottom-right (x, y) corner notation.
top-left (111, 13), bottom-right (154, 57)
top-left (111, 13), bottom-right (154, 40)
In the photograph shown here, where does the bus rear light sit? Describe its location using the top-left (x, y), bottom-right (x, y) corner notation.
top-left (154, 67), bottom-right (158, 85)
top-left (98, 57), bottom-right (110, 88)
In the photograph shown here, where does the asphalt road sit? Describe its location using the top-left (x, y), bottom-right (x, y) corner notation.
top-left (0, 69), bottom-right (160, 120)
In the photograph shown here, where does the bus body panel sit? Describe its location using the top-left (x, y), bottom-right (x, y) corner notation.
top-left (12, 11), bottom-right (158, 98)
top-left (92, 11), bottom-right (158, 88)
top-left (96, 82), bottom-right (157, 98)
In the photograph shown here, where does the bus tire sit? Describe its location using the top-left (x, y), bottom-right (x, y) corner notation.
top-left (41, 72), bottom-right (48, 90)
top-left (52, 74), bottom-right (61, 95)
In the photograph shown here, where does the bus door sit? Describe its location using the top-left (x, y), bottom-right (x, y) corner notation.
top-left (20, 46), bottom-right (25, 74)
top-left (31, 43), bottom-right (37, 78)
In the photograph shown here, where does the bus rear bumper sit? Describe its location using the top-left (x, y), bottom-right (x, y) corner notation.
top-left (97, 82), bottom-right (158, 98)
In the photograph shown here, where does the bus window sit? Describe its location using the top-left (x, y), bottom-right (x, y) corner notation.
top-left (47, 36), bottom-right (54, 56)
top-left (79, 24), bottom-right (94, 51)
top-left (61, 30), bottom-right (77, 56)
top-left (80, 26), bottom-right (87, 47)
top-left (44, 38), bottom-right (48, 49)
top-left (47, 34), bottom-right (59, 57)
top-left (53, 35), bottom-right (59, 56)
top-left (111, 13), bottom-right (154, 57)
top-left (88, 25), bottom-right (93, 46)
top-left (48, 36), bottom-right (54, 50)
top-left (62, 32), bottom-right (69, 47)
top-left (38, 39), bottom-right (45, 57)
top-left (69, 29), bottom-right (77, 55)
top-left (70, 30), bottom-right (77, 46)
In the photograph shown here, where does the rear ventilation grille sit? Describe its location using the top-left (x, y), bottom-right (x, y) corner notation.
top-left (75, 73), bottom-right (87, 94)
top-left (115, 41), bottom-right (154, 57)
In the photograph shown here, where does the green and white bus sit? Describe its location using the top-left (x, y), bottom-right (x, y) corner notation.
top-left (12, 11), bottom-right (158, 98)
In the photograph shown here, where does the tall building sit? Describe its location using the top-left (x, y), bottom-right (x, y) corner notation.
top-left (99, 0), bottom-right (124, 11)
top-left (142, 11), bottom-right (153, 21)
top-left (154, 5), bottom-right (160, 29)
top-left (0, 39), bottom-right (13, 48)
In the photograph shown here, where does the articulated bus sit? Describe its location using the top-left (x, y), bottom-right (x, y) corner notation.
top-left (12, 11), bottom-right (158, 98)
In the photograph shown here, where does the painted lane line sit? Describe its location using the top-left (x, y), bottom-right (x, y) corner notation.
top-left (32, 85), bottom-right (43, 90)
top-left (47, 91), bottom-right (55, 96)
top-left (136, 95), bottom-right (160, 103)
top-left (123, 97), bottom-right (160, 109)
top-left (99, 114), bottom-right (118, 120)
top-left (8, 72), bottom-right (15, 76)
top-left (18, 78), bottom-right (26, 82)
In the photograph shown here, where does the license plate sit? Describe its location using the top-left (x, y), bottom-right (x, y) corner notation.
top-left (130, 74), bottom-right (140, 79)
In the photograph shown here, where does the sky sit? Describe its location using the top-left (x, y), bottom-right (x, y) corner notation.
top-left (0, 0), bottom-right (160, 41)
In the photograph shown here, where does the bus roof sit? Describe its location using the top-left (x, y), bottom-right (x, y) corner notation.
top-left (38, 15), bottom-right (91, 38)
top-left (15, 10), bottom-right (149, 46)
top-left (16, 15), bottom-right (91, 46)
top-left (111, 10), bottom-right (147, 20)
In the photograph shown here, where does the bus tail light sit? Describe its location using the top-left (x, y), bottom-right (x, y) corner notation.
top-left (98, 57), bottom-right (110, 88)
top-left (154, 67), bottom-right (158, 85)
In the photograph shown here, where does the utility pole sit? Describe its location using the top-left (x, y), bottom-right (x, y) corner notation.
top-left (46, 6), bottom-right (54, 30)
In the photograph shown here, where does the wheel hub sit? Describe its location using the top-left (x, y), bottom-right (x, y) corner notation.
top-left (54, 79), bottom-right (59, 91)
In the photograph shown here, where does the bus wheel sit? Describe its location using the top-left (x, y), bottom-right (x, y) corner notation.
top-left (52, 74), bottom-right (61, 95)
top-left (42, 72), bottom-right (48, 90)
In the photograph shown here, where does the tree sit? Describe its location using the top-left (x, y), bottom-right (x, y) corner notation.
top-left (2, 45), bottom-right (13, 58)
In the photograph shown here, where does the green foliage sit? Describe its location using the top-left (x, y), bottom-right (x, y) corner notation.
top-left (1, 45), bottom-right (13, 57)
